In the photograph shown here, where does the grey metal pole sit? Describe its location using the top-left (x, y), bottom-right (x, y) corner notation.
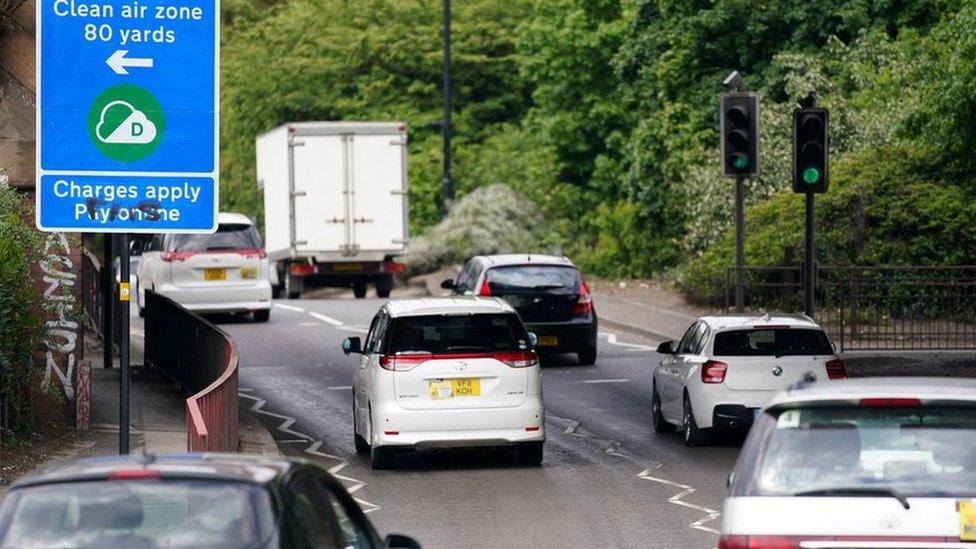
top-left (102, 235), bottom-right (113, 369)
top-left (804, 192), bottom-right (815, 317)
top-left (735, 176), bottom-right (745, 312)
top-left (441, 0), bottom-right (453, 211)
top-left (119, 233), bottom-right (130, 454)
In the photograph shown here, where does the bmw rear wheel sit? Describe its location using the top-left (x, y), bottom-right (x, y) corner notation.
top-left (682, 394), bottom-right (710, 447)
top-left (652, 385), bottom-right (676, 433)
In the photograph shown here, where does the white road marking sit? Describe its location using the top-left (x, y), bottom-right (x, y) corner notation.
top-left (239, 390), bottom-right (380, 513)
top-left (600, 332), bottom-right (658, 352)
top-left (581, 378), bottom-right (630, 384)
top-left (638, 465), bottom-right (721, 535)
top-left (327, 385), bottom-right (353, 391)
top-left (309, 312), bottom-right (344, 326)
top-left (273, 303), bottom-right (306, 313)
top-left (336, 325), bottom-right (369, 334)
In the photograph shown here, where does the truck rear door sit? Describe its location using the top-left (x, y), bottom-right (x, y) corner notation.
top-left (291, 133), bottom-right (346, 254)
top-left (349, 128), bottom-right (408, 254)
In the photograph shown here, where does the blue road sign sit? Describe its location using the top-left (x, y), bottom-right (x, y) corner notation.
top-left (36, 0), bottom-right (218, 233)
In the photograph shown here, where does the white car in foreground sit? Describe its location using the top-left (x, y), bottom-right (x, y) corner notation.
top-left (721, 377), bottom-right (976, 548)
top-left (136, 212), bottom-right (272, 321)
top-left (652, 314), bottom-right (845, 446)
top-left (343, 297), bottom-right (545, 469)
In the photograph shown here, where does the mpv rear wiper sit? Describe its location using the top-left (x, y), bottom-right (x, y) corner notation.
top-left (795, 486), bottom-right (910, 509)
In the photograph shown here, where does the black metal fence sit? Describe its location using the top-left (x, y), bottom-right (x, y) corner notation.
top-left (725, 266), bottom-right (976, 351)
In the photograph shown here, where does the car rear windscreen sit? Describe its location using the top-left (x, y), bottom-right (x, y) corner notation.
top-left (0, 480), bottom-right (275, 548)
top-left (386, 314), bottom-right (530, 354)
top-left (486, 265), bottom-right (580, 294)
top-left (734, 405), bottom-right (976, 498)
top-left (168, 223), bottom-right (262, 252)
top-left (713, 328), bottom-right (833, 356)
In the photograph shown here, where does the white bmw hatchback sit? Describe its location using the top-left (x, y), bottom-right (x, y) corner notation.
top-left (652, 314), bottom-right (846, 446)
top-left (721, 377), bottom-right (976, 547)
top-left (343, 297), bottom-right (546, 470)
top-left (136, 212), bottom-right (273, 321)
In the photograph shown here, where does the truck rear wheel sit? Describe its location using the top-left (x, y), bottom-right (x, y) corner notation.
top-left (375, 275), bottom-right (393, 298)
top-left (353, 282), bottom-right (367, 299)
top-left (284, 269), bottom-right (301, 300)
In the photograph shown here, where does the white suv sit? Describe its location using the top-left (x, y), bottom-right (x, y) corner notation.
top-left (136, 212), bottom-right (272, 321)
top-left (652, 313), bottom-right (845, 446)
top-left (343, 297), bottom-right (546, 469)
top-left (721, 377), bottom-right (976, 547)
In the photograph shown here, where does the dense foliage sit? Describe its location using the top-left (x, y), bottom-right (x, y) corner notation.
top-left (220, 0), bottom-right (976, 286)
top-left (0, 184), bottom-right (45, 433)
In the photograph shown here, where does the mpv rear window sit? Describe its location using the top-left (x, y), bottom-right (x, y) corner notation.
top-left (713, 328), bottom-right (832, 356)
top-left (386, 314), bottom-right (530, 355)
top-left (167, 223), bottom-right (262, 252)
top-left (732, 405), bottom-right (976, 498)
top-left (485, 265), bottom-right (580, 295)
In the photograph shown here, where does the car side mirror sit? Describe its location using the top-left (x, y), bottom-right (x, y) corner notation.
top-left (385, 533), bottom-right (422, 549)
top-left (440, 278), bottom-right (456, 290)
top-left (656, 340), bottom-right (675, 355)
top-left (727, 472), bottom-right (735, 492)
top-left (526, 332), bottom-right (539, 348)
top-left (342, 337), bottom-right (362, 355)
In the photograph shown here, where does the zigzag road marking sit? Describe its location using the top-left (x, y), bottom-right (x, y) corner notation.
top-left (239, 391), bottom-right (381, 513)
top-left (549, 413), bottom-right (720, 534)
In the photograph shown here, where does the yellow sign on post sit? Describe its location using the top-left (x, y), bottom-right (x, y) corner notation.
top-left (119, 282), bottom-right (130, 302)
top-left (959, 500), bottom-right (976, 541)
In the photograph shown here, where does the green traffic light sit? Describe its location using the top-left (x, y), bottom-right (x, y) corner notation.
top-left (802, 166), bottom-right (820, 184)
top-left (732, 154), bottom-right (748, 170)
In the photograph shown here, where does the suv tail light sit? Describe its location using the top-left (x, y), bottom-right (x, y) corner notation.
top-left (379, 354), bottom-right (431, 372)
top-left (701, 360), bottom-right (728, 384)
top-left (478, 278), bottom-right (492, 296)
top-left (493, 350), bottom-right (538, 368)
top-left (825, 358), bottom-right (847, 380)
top-left (719, 536), bottom-right (803, 549)
top-left (573, 279), bottom-right (593, 317)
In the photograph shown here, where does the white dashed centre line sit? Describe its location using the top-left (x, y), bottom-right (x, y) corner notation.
top-left (326, 385), bottom-right (353, 391)
top-left (309, 312), bottom-right (344, 326)
top-left (273, 303), bottom-right (306, 313)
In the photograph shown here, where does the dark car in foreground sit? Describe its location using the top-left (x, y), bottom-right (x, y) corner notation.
top-left (0, 453), bottom-right (420, 549)
top-left (443, 254), bottom-right (598, 365)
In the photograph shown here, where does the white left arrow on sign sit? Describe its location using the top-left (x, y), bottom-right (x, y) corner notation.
top-left (106, 50), bottom-right (154, 75)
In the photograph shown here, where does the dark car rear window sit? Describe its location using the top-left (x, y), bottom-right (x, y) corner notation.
top-left (386, 314), bottom-right (530, 354)
top-left (167, 223), bottom-right (262, 252)
top-left (485, 265), bottom-right (580, 295)
top-left (713, 328), bottom-right (833, 356)
top-left (0, 479), bottom-right (275, 548)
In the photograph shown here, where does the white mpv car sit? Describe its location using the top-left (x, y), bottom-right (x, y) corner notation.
top-left (343, 297), bottom-right (546, 469)
top-left (136, 212), bottom-right (273, 321)
top-left (722, 377), bottom-right (976, 548)
top-left (652, 314), bottom-right (845, 446)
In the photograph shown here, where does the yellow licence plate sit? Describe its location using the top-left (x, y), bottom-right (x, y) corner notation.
top-left (240, 266), bottom-right (258, 280)
top-left (961, 500), bottom-right (976, 541)
top-left (204, 268), bottom-right (227, 281)
top-left (537, 336), bottom-right (559, 346)
top-left (428, 378), bottom-right (481, 400)
top-left (333, 263), bottom-right (364, 272)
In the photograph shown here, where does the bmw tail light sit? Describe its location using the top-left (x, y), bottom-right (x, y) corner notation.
top-left (573, 279), bottom-right (593, 317)
top-left (825, 358), bottom-right (847, 380)
top-left (493, 350), bottom-right (538, 368)
top-left (379, 354), bottom-right (431, 372)
top-left (701, 360), bottom-right (728, 384)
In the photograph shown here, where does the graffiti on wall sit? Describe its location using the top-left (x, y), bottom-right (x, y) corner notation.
top-left (40, 232), bottom-right (78, 400)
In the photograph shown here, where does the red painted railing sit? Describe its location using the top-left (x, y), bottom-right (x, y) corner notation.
top-left (144, 290), bottom-right (240, 452)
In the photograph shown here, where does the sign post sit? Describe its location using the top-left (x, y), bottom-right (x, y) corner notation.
top-left (37, 0), bottom-right (219, 453)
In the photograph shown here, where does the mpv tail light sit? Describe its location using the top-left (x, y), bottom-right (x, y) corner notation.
top-left (825, 358), bottom-right (847, 380)
top-left (718, 536), bottom-right (802, 549)
top-left (493, 350), bottom-right (538, 368)
top-left (573, 279), bottom-right (593, 317)
top-left (701, 360), bottom-right (728, 384)
top-left (160, 251), bottom-right (195, 262)
top-left (379, 354), bottom-right (431, 372)
top-left (237, 248), bottom-right (267, 259)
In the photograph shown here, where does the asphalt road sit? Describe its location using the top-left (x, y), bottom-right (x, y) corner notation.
top-left (218, 294), bottom-right (742, 548)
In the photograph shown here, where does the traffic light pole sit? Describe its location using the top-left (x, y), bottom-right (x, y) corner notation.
top-left (804, 193), bottom-right (815, 317)
top-left (119, 233), bottom-right (130, 455)
top-left (735, 176), bottom-right (745, 312)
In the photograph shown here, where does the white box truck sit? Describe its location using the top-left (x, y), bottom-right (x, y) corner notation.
top-left (256, 122), bottom-right (409, 299)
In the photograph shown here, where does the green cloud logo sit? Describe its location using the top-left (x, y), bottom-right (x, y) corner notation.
top-left (95, 101), bottom-right (158, 145)
top-left (87, 85), bottom-right (164, 163)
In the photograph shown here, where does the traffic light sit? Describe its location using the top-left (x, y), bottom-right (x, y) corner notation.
top-left (721, 93), bottom-right (760, 177)
top-left (793, 109), bottom-right (828, 193)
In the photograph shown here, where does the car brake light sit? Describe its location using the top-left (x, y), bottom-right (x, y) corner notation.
top-left (237, 248), bottom-right (267, 259)
top-left (573, 279), bottom-right (593, 316)
top-left (108, 469), bottom-right (160, 480)
top-left (290, 263), bottom-right (315, 275)
top-left (382, 262), bottom-right (407, 273)
top-left (701, 360), bottom-right (728, 383)
top-left (478, 278), bottom-right (491, 296)
top-left (860, 397), bottom-right (921, 407)
top-left (825, 358), bottom-right (847, 380)
top-left (379, 354), bottom-right (432, 372)
top-left (718, 536), bottom-right (803, 549)
top-left (493, 350), bottom-right (538, 368)
top-left (160, 251), bottom-right (194, 262)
